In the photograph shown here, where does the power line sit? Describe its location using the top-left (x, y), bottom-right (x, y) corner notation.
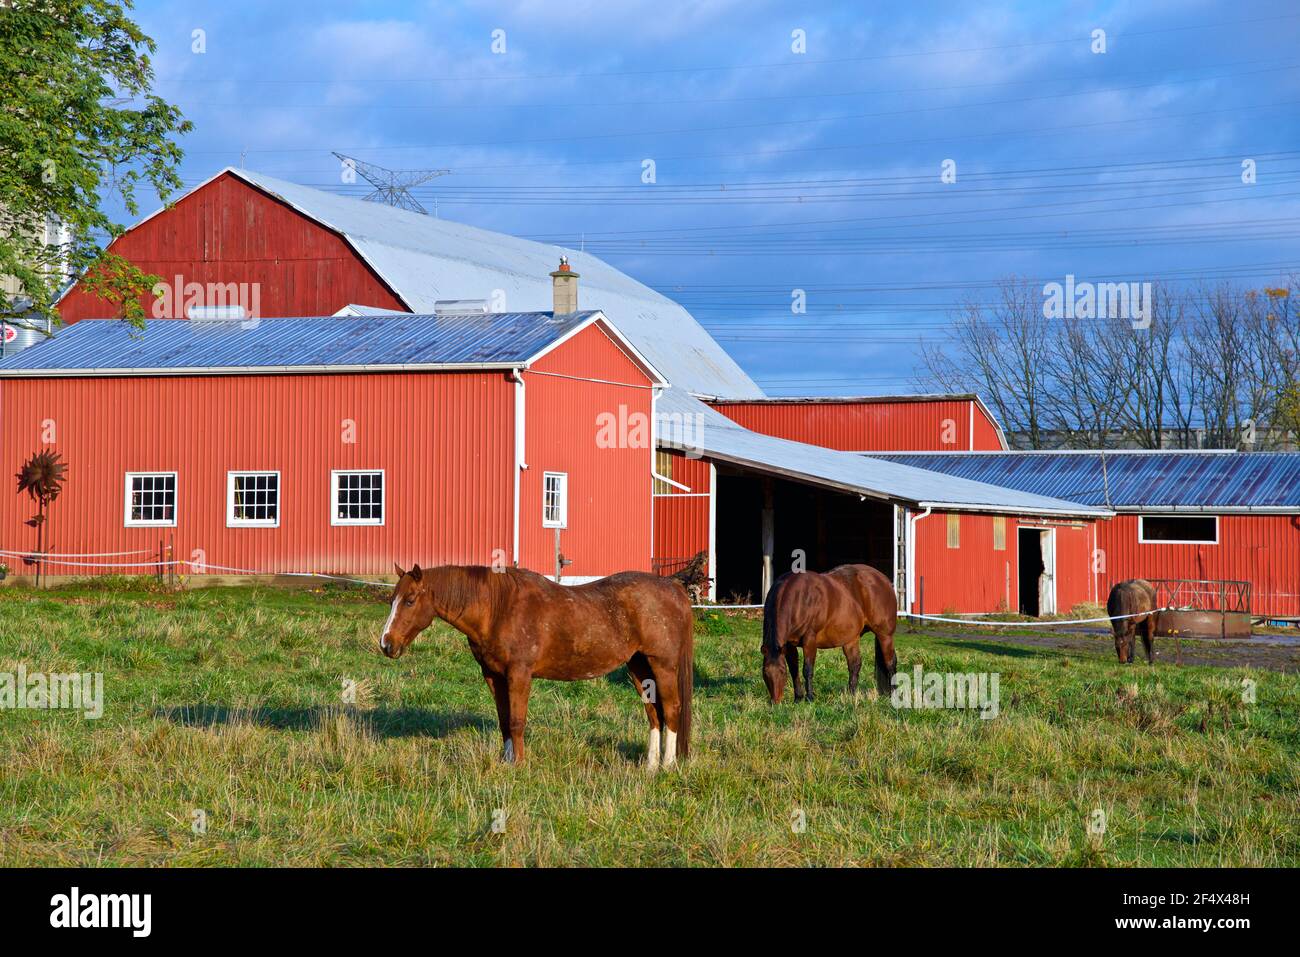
top-left (330, 153), bottom-right (451, 214)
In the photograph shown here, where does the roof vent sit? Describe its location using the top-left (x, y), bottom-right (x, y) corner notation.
top-left (433, 299), bottom-right (491, 317)
top-left (187, 304), bottom-right (246, 321)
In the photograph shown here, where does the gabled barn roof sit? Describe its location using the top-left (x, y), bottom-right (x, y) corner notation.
top-left (659, 389), bottom-right (1111, 517)
top-left (0, 310), bottom-right (665, 381)
top-left (122, 168), bottom-right (761, 398)
top-left (872, 450), bottom-right (1300, 512)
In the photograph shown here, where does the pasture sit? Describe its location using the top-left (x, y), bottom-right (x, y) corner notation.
top-left (0, 580), bottom-right (1297, 867)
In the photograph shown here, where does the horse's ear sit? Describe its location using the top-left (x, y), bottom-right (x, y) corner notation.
top-left (393, 562), bottom-right (405, 578)
top-left (410, 563), bottom-right (423, 582)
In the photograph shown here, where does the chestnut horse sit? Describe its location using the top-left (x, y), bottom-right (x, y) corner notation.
top-left (1107, 578), bottom-right (1160, 664)
top-left (379, 564), bottom-right (693, 768)
top-left (762, 563), bottom-right (898, 702)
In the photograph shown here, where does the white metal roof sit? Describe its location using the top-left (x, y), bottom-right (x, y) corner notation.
top-left (658, 388), bottom-right (1111, 517)
top-left (219, 169), bottom-right (762, 399)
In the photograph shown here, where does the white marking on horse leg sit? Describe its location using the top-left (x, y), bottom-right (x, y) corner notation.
top-left (503, 739), bottom-right (515, 763)
top-left (662, 728), bottom-right (678, 768)
top-left (646, 727), bottom-right (661, 771)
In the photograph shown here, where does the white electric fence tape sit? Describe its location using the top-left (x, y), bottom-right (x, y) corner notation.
top-left (0, 550), bottom-right (1196, 622)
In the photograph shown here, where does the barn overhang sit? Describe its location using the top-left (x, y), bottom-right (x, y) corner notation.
top-left (657, 388), bottom-right (1110, 520)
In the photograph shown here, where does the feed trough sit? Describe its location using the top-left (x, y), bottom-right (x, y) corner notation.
top-left (1149, 579), bottom-right (1252, 640)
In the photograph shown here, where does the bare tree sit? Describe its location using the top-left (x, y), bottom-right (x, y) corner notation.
top-left (918, 278), bottom-right (1055, 448)
top-left (918, 275), bottom-right (1299, 450)
top-left (1111, 285), bottom-right (1194, 449)
top-left (1041, 313), bottom-right (1131, 448)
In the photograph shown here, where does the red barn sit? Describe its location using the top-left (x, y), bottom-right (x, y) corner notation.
top-left (879, 452), bottom-right (1300, 619)
top-left (0, 306), bottom-right (665, 582)
top-left (709, 395), bottom-right (1009, 451)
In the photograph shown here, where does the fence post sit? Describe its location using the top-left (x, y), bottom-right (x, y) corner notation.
top-left (1220, 581), bottom-right (1226, 639)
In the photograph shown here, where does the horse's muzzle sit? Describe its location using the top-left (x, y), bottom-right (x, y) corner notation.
top-left (379, 634), bottom-right (404, 659)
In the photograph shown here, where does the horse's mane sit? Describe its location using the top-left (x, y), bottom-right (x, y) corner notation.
top-left (432, 565), bottom-right (513, 624)
top-left (762, 573), bottom-right (789, 656)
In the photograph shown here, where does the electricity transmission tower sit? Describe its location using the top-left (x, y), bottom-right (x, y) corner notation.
top-left (332, 153), bottom-right (450, 215)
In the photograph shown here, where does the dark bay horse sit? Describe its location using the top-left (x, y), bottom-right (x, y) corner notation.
top-left (380, 564), bottom-right (693, 768)
top-left (1107, 578), bottom-right (1160, 664)
top-left (762, 563), bottom-right (898, 702)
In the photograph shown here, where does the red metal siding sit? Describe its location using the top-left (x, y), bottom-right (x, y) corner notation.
top-left (912, 512), bottom-right (1096, 615)
top-left (711, 398), bottom-right (1004, 451)
top-left (653, 453), bottom-right (711, 570)
top-left (970, 407), bottom-right (1005, 451)
top-left (519, 323), bottom-right (654, 578)
top-left (1096, 514), bottom-right (1300, 617)
top-left (58, 172), bottom-right (405, 323)
top-left (0, 372), bottom-right (513, 577)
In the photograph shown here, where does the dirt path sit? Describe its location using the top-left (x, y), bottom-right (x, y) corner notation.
top-left (916, 626), bottom-right (1300, 673)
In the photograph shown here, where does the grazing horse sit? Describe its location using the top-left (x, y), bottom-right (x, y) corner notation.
top-left (379, 563), bottom-right (693, 768)
top-left (1107, 578), bottom-right (1160, 664)
top-left (762, 563), bottom-right (899, 702)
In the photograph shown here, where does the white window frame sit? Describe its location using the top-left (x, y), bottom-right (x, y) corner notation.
top-left (331, 469), bottom-right (385, 527)
top-left (542, 471), bottom-right (568, 528)
top-left (124, 471), bottom-right (178, 528)
top-left (1138, 513), bottom-right (1219, 545)
top-left (226, 470), bottom-right (281, 528)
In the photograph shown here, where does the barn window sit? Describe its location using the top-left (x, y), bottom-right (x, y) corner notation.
top-left (124, 472), bottom-right (177, 527)
top-left (993, 516), bottom-right (1006, 551)
top-left (543, 471), bottom-right (568, 528)
top-left (332, 470), bottom-right (384, 526)
top-left (227, 471), bottom-right (280, 527)
top-left (1139, 514), bottom-right (1218, 544)
top-left (653, 449), bottom-right (675, 494)
top-left (946, 513), bottom-right (960, 549)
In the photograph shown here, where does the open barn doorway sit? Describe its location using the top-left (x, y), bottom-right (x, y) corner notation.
top-left (713, 467), bottom-right (894, 604)
top-left (1017, 526), bottom-right (1056, 616)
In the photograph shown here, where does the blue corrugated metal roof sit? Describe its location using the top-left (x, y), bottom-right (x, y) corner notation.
top-left (658, 389), bottom-right (1110, 516)
top-left (872, 451), bottom-right (1300, 511)
top-left (0, 311), bottom-right (602, 373)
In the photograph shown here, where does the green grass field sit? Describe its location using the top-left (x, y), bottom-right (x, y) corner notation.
top-left (1, 580), bottom-right (1297, 866)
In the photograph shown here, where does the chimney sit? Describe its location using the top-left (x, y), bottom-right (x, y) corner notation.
top-left (550, 256), bottom-right (579, 315)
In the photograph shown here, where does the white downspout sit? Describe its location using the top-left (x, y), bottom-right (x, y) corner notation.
top-left (650, 385), bottom-right (660, 572)
top-left (511, 369), bottom-right (526, 566)
top-left (906, 505), bottom-right (933, 612)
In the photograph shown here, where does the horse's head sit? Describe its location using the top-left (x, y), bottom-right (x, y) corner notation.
top-left (380, 563), bottom-right (434, 658)
top-left (761, 642), bottom-right (787, 703)
top-left (1113, 627), bottom-right (1136, 664)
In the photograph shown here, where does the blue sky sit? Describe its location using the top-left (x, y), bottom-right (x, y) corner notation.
top-left (118, 0), bottom-right (1300, 394)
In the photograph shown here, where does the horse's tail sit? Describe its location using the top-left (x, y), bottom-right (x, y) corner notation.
top-left (677, 613), bottom-right (693, 759)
